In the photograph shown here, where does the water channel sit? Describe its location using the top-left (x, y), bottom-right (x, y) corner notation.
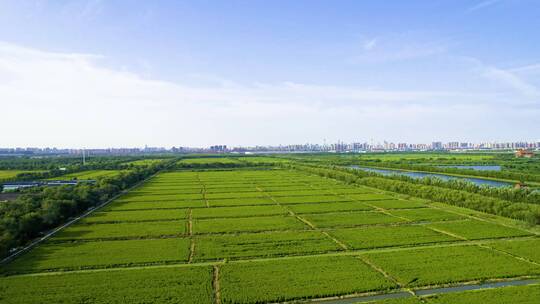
top-left (350, 166), bottom-right (513, 188)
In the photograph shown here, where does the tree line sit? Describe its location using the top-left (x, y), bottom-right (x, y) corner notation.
top-left (0, 161), bottom-right (171, 259)
top-left (284, 163), bottom-right (540, 225)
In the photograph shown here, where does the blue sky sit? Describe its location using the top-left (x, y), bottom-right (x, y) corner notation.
top-left (0, 0), bottom-right (539, 148)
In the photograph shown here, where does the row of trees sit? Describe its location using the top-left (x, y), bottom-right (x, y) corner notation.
top-left (285, 163), bottom-right (540, 225)
top-left (356, 171), bottom-right (540, 206)
top-left (352, 161), bottom-right (540, 183)
top-left (0, 161), bottom-right (171, 259)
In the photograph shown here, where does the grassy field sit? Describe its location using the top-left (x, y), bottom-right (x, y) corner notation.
top-left (1, 168), bottom-right (538, 303)
top-left (0, 170), bottom-right (41, 180)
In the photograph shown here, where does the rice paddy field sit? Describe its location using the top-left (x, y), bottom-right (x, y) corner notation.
top-left (1, 168), bottom-right (538, 303)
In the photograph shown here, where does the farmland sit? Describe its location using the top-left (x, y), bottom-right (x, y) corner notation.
top-left (1, 167), bottom-right (538, 303)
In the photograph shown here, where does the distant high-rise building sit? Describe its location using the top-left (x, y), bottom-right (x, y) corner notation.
top-left (431, 142), bottom-right (443, 150)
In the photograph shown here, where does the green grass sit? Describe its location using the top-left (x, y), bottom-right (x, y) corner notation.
top-left (193, 215), bottom-right (307, 234)
top-left (388, 208), bottom-right (465, 222)
top-left (81, 209), bottom-right (188, 223)
top-left (52, 220), bottom-right (186, 241)
top-left (423, 283), bottom-right (540, 304)
top-left (194, 230), bottom-right (341, 261)
top-left (192, 205), bottom-right (287, 219)
top-left (329, 225), bottom-right (459, 249)
top-left (220, 255), bottom-right (396, 303)
top-left (125, 159), bottom-right (166, 166)
top-left (179, 157), bottom-right (241, 164)
top-left (302, 211), bottom-right (406, 228)
top-left (0, 170), bottom-right (41, 180)
top-left (3, 238), bottom-right (190, 273)
top-left (428, 220), bottom-right (532, 240)
top-left (489, 238), bottom-right (540, 263)
top-left (286, 201), bottom-right (374, 214)
top-left (0, 266), bottom-right (214, 304)
top-left (364, 245), bottom-right (540, 287)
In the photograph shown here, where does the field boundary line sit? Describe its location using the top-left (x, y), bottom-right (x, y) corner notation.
top-left (255, 184), bottom-right (349, 251)
top-left (356, 255), bottom-right (404, 289)
top-left (424, 226), bottom-right (468, 241)
top-left (477, 243), bottom-right (540, 267)
top-left (213, 264), bottom-right (222, 304)
top-left (196, 172), bottom-right (210, 207)
top-left (188, 208), bottom-right (195, 263)
top-left (0, 171), bottom-right (161, 266)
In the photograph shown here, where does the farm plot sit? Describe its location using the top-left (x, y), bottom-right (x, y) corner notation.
top-left (204, 192), bottom-right (265, 199)
top-left (365, 199), bottom-right (427, 209)
top-left (194, 230), bottom-right (341, 261)
top-left (52, 220), bottom-right (186, 241)
top-left (344, 193), bottom-right (395, 201)
top-left (364, 245), bottom-right (540, 287)
top-left (388, 208), bottom-right (465, 222)
top-left (427, 220), bottom-right (532, 240)
top-left (117, 193), bottom-right (204, 202)
top-left (302, 211), bottom-right (406, 228)
top-left (206, 197), bottom-right (275, 207)
top-left (81, 209), bottom-right (188, 223)
top-left (0, 266), bottom-right (214, 304)
top-left (219, 255), bottom-right (396, 303)
top-left (103, 199), bottom-right (205, 211)
top-left (329, 225), bottom-right (459, 250)
top-left (275, 195), bottom-right (351, 204)
top-left (286, 201), bottom-right (374, 214)
top-left (3, 238), bottom-right (190, 274)
top-left (192, 205), bottom-right (288, 219)
top-left (488, 238), bottom-right (540, 263)
top-left (193, 215), bottom-right (307, 234)
top-left (263, 190), bottom-right (334, 197)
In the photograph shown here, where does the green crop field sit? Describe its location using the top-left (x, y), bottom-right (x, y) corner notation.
top-left (364, 245), bottom-right (540, 287)
top-left (0, 170), bottom-right (42, 180)
top-left (2, 168), bottom-right (539, 303)
top-left (194, 230), bottom-right (341, 261)
top-left (219, 255), bottom-right (396, 303)
top-left (328, 225), bottom-right (458, 249)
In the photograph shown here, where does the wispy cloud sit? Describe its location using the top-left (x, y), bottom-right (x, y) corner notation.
top-left (509, 63), bottom-right (540, 74)
top-left (362, 38), bottom-right (377, 51)
top-left (466, 0), bottom-right (502, 13)
top-left (482, 66), bottom-right (540, 97)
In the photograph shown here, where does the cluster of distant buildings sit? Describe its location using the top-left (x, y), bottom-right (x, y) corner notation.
top-left (0, 141), bottom-right (538, 156)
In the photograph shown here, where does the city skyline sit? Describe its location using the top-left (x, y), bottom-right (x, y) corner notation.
top-left (1, 1), bottom-right (539, 147)
top-left (1, 139), bottom-right (539, 154)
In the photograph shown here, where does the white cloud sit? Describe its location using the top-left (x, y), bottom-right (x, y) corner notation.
top-left (466, 0), bottom-right (502, 13)
top-left (349, 34), bottom-right (450, 64)
top-left (362, 38), bottom-right (377, 51)
top-left (481, 66), bottom-right (540, 98)
top-left (0, 42), bottom-right (538, 147)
